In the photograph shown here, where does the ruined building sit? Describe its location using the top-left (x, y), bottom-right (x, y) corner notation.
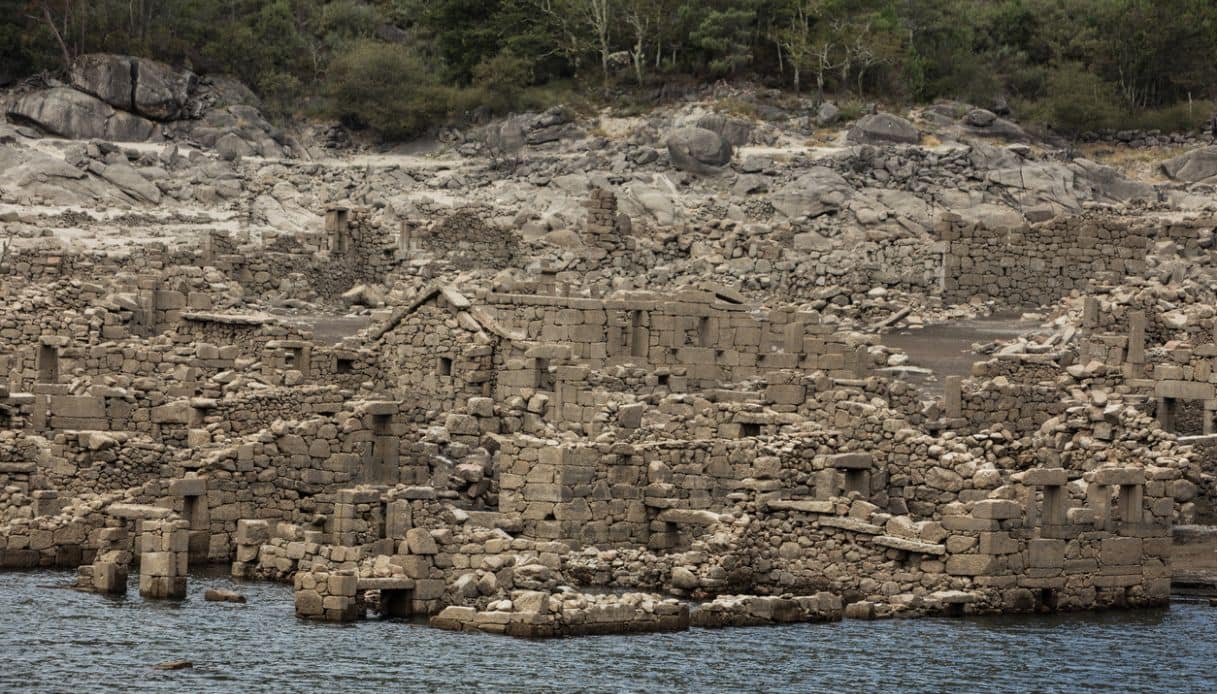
top-left (2, 195), bottom-right (1214, 636)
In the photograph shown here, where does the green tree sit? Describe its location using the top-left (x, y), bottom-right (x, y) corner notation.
top-left (325, 39), bottom-right (450, 139)
top-left (685, 1), bottom-right (759, 77)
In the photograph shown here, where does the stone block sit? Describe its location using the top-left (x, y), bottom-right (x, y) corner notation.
top-left (1155, 380), bottom-right (1214, 400)
top-left (942, 515), bottom-right (999, 532)
top-left (946, 554), bottom-right (997, 576)
top-left (972, 499), bottom-right (1022, 520)
top-left (970, 528), bottom-right (1012, 554)
top-left (414, 579), bottom-right (446, 601)
top-left (328, 574), bottom-right (358, 597)
top-left (405, 528), bottom-right (438, 555)
top-left (140, 551), bottom-right (175, 577)
top-left (1100, 537), bottom-right (1142, 565)
top-left (1093, 468), bottom-right (1144, 486)
top-left (1023, 468), bottom-right (1067, 486)
top-left (827, 453), bottom-right (872, 470)
top-left (1027, 539), bottom-right (1065, 568)
top-left (169, 478), bottom-right (206, 497)
top-left (49, 395), bottom-right (105, 419)
top-left (236, 519), bottom-right (270, 546)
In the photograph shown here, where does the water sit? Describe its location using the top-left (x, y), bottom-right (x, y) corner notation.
top-left (1, 569), bottom-right (1215, 693)
top-left (879, 316), bottom-right (1038, 390)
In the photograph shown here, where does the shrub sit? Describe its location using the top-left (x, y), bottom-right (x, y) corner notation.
top-left (1029, 62), bottom-right (1121, 136)
top-left (256, 71), bottom-right (303, 123)
top-left (325, 40), bottom-right (451, 139)
top-left (472, 48), bottom-right (533, 112)
top-left (1127, 100), bottom-right (1216, 133)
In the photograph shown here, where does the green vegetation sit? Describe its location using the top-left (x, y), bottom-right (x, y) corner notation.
top-left (6, 1), bottom-right (1217, 139)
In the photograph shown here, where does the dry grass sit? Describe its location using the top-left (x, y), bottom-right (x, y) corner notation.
top-left (1076, 143), bottom-right (1187, 182)
top-left (587, 125), bottom-right (613, 140)
top-left (716, 96), bottom-right (761, 121)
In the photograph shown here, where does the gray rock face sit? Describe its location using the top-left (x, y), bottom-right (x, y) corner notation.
top-left (486, 118), bottom-right (527, 156)
top-left (1071, 157), bottom-right (1155, 202)
top-left (770, 166), bottom-right (853, 218)
top-left (963, 109), bottom-right (997, 127)
top-left (695, 113), bottom-right (753, 146)
top-left (133, 58), bottom-right (197, 120)
top-left (816, 102), bottom-right (840, 126)
top-left (666, 126), bottom-right (733, 174)
top-left (70, 53), bottom-right (195, 121)
top-left (97, 161), bottom-right (162, 203)
top-left (1160, 147), bottom-right (1217, 183)
top-left (847, 113), bottom-right (920, 145)
top-left (733, 174), bottom-right (769, 196)
top-left (180, 104), bottom-right (285, 158)
top-left (69, 54), bottom-right (134, 112)
top-left (7, 87), bottom-right (159, 141)
top-left (215, 132), bottom-right (254, 161)
top-left (960, 109), bottom-right (1027, 142)
top-left (975, 118), bottom-right (1027, 141)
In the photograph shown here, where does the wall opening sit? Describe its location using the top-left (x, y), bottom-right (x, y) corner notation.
top-left (697, 317), bottom-right (712, 347)
top-left (437, 357), bottom-right (453, 377)
top-left (284, 348), bottom-right (301, 369)
top-left (740, 422), bottom-right (761, 437)
top-left (657, 374), bottom-right (670, 387)
top-left (181, 494), bottom-right (210, 565)
top-left (1164, 398), bottom-right (1206, 436)
top-left (1042, 485), bottom-right (1066, 525)
top-left (37, 344), bottom-right (59, 383)
top-left (380, 589), bottom-right (414, 618)
top-left (336, 358), bottom-right (354, 374)
top-left (629, 310), bottom-right (646, 358)
top-left (535, 358), bottom-right (555, 391)
top-left (1039, 588), bottom-right (1057, 611)
top-left (372, 413), bottom-right (392, 436)
top-left (328, 208), bottom-right (351, 254)
top-left (844, 469), bottom-right (869, 496)
top-left (1117, 484), bottom-right (1143, 526)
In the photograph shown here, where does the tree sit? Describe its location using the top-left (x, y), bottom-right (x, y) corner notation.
top-left (621, 0), bottom-right (652, 85)
top-left (325, 39), bottom-right (450, 139)
top-left (31, 0), bottom-right (72, 71)
top-left (573, 0), bottom-right (612, 84)
top-left (775, 0), bottom-right (816, 94)
top-left (686, 2), bottom-right (758, 77)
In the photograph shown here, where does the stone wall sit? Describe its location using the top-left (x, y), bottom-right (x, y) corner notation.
top-left (941, 214), bottom-right (1149, 306)
top-left (480, 289), bottom-right (866, 384)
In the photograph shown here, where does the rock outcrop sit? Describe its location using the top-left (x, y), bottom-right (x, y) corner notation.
top-left (771, 167), bottom-right (853, 219)
top-left (1161, 147), bottom-right (1217, 183)
top-left (70, 53), bottom-right (197, 121)
top-left (848, 113), bottom-right (920, 145)
top-left (667, 126), bottom-right (733, 174)
top-left (7, 87), bottom-right (160, 141)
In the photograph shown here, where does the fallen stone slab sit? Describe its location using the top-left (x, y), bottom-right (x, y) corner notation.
top-left (818, 516), bottom-right (883, 535)
top-left (765, 499), bottom-right (835, 514)
top-left (873, 535), bottom-right (946, 555)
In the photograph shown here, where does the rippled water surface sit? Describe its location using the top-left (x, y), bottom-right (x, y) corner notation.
top-left (2, 569), bottom-right (1215, 693)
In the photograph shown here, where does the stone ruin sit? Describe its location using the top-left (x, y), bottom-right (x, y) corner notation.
top-left (2, 191), bottom-right (1216, 637)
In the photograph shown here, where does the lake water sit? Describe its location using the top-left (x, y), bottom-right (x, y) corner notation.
top-left (1, 569), bottom-right (1214, 693)
top-left (879, 316), bottom-right (1038, 386)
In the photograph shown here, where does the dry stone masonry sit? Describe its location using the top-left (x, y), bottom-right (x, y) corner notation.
top-left (4, 93), bottom-right (1217, 641)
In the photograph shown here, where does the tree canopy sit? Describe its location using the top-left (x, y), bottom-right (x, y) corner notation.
top-left (6, 1), bottom-right (1217, 137)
